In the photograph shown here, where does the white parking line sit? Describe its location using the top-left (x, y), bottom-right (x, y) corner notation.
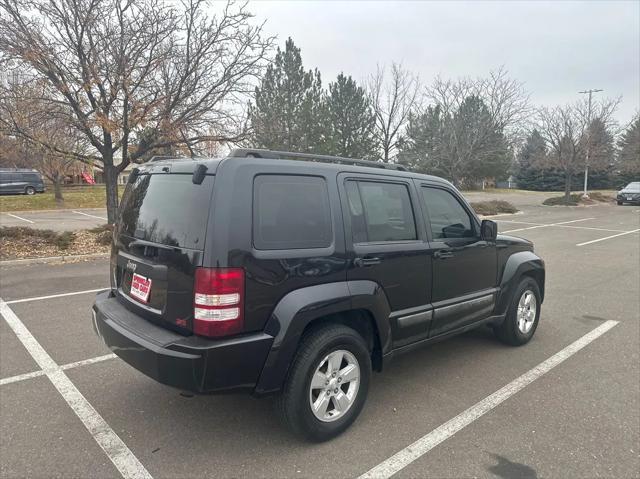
top-left (61, 353), bottom-right (117, 370)
top-left (6, 213), bottom-right (35, 224)
top-left (497, 219), bottom-right (626, 233)
top-left (576, 228), bottom-right (640, 247)
top-left (0, 353), bottom-right (117, 386)
top-left (0, 298), bottom-right (151, 479)
top-left (0, 369), bottom-right (45, 386)
top-left (501, 217), bottom-right (595, 234)
top-left (72, 210), bottom-right (108, 221)
top-left (358, 320), bottom-right (619, 479)
top-left (5, 288), bottom-right (107, 305)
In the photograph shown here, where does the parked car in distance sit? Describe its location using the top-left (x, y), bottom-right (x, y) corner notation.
top-left (616, 182), bottom-right (640, 205)
top-left (92, 149), bottom-right (546, 441)
top-left (0, 168), bottom-right (46, 195)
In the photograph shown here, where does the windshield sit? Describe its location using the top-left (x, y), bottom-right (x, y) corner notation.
top-left (118, 173), bottom-right (214, 250)
top-left (623, 182), bottom-right (640, 192)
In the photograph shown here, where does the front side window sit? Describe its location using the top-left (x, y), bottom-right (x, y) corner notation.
top-left (253, 175), bottom-right (332, 250)
top-left (421, 187), bottom-right (474, 239)
top-left (345, 180), bottom-right (417, 243)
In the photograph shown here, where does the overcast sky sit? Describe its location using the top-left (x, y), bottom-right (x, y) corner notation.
top-left (249, 0), bottom-right (639, 126)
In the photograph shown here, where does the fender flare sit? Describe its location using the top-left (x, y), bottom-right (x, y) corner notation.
top-left (496, 251), bottom-right (545, 315)
top-left (254, 280), bottom-right (391, 395)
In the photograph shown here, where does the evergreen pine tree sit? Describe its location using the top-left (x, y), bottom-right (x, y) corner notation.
top-left (615, 117), bottom-right (640, 185)
top-left (324, 74), bottom-right (377, 159)
top-left (396, 106), bottom-right (443, 173)
top-left (515, 130), bottom-right (547, 190)
top-left (250, 38), bottom-right (326, 152)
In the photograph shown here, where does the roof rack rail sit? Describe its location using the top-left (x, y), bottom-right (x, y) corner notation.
top-left (147, 155), bottom-right (190, 162)
top-left (227, 148), bottom-right (408, 171)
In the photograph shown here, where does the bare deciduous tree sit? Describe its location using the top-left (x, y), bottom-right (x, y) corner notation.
top-left (0, 77), bottom-right (88, 203)
top-left (400, 67), bottom-right (529, 186)
top-left (0, 0), bottom-right (272, 222)
top-left (427, 67), bottom-right (531, 141)
top-left (368, 63), bottom-right (421, 162)
top-left (536, 97), bottom-right (618, 202)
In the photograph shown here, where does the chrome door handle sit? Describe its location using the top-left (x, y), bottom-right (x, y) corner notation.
top-left (354, 257), bottom-right (382, 267)
top-left (434, 250), bottom-right (454, 259)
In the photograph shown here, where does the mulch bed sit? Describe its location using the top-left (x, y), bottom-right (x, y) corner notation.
top-left (0, 226), bottom-right (112, 260)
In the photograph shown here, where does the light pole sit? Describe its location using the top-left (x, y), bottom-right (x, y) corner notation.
top-left (579, 88), bottom-right (603, 198)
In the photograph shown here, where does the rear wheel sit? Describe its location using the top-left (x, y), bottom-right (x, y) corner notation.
top-left (25, 186), bottom-right (35, 195)
top-left (276, 323), bottom-right (371, 441)
top-left (494, 277), bottom-right (541, 346)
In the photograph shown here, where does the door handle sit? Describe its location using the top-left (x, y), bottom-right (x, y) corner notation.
top-left (354, 257), bottom-right (382, 267)
top-left (434, 250), bottom-right (454, 259)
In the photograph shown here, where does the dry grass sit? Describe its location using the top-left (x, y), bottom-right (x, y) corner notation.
top-left (0, 225), bottom-right (111, 260)
top-left (0, 185), bottom-right (122, 212)
top-left (470, 200), bottom-right (519, 216)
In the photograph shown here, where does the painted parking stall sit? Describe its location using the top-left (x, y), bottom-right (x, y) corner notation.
top-left (1, 202), bottom-right (638, 478)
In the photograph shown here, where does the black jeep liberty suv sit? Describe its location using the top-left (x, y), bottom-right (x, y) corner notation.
top-left (92, 149), bottom-right (545, 441)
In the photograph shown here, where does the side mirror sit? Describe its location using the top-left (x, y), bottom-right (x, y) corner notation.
top-left (481, 219), bottom-right (498, 241)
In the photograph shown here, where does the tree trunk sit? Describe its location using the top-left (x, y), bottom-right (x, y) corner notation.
top-left (104, 164), bottom-right (119, 224)
top-left (53, 175), bottom-right (64, 206)
top-left (563, 172), bottom-right (572, 204)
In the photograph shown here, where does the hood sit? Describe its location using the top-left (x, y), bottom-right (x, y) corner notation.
top-left (619, 183), bottom-right (640, 194)
top-left (496, 234), bottom-right (533, 249)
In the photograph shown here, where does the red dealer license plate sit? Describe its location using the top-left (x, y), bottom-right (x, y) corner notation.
top-left (130, 273), bottom-right (152, 303)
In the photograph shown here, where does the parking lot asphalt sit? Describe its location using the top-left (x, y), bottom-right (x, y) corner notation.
top-left (1, 202), bottom-right (639, 478)
top-left (0, 208), bottom-right (108, 231)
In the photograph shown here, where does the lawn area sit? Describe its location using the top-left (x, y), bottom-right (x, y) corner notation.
top-left (0, 185), bottom-right (120, 211)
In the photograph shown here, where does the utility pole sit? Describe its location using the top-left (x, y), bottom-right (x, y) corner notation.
top-left (579, 88), bottom-right (603, 198)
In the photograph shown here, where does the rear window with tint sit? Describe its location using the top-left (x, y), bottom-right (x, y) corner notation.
top-left (119, 173), bottom-right (213, 250)
top-left (346, 180), bottom-right (417, 243)
top-left (253, 175), bottom-right (332, 250)
top-left (23, 173), bottom-right (40, 182)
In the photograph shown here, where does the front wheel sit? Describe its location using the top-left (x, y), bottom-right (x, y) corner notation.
top-left (617, 200), bottom-right (623, 205)
top-left (276, 324), bottom-right (371, 442)
top-left (494, 277), bottom-right (541, 346)
top-left (25, 186), bottom-right (35, 195)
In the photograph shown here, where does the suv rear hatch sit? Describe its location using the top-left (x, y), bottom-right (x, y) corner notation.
top-left (112, 162), bottom-right (215, 334)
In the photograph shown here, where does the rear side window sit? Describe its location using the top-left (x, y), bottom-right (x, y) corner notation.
top-left (253, 175), bottom-right (332, 250)
top-left (119, 173), bottom-right (213, 250)
top-left (421, 187), bottom-right (474, 239)
top-left (345, 180), bottom-right (417, 243)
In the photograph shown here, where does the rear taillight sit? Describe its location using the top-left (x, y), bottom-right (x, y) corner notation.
top-left (193, 268), bottom-right (244, 337)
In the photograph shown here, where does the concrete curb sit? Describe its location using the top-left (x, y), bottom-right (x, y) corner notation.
top-left (479, 211), bottom-right (524, 219)
top-left (0, 252), bottom-right (109, 266)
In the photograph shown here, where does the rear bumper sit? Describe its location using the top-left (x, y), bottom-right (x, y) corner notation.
top-left (92, 291), bottom-right (274, 394)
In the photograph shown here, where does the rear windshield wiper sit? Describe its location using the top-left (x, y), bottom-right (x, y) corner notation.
top-left (129, 239), bottom-right (183, 253)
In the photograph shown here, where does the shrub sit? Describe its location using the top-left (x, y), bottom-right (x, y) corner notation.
top-left (470, 200), bottom-right (518, 216)
top-left (89, 224), bottom-right (114, 245)
top-left (543, 194), bottom-right (581, 206)
top-left (543, 192), bottom-right (614, 206)
top-left (54, 231), bottom-right (75, 250)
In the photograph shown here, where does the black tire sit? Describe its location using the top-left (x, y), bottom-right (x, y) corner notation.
top-left (494, 277), bottom-right (541, 346)
top-left (276, 323), bottom-right (371, 442)
top-left (617, 200), bottom-right (623, 205)
top-left (25, 186), bottom-right (35, 195)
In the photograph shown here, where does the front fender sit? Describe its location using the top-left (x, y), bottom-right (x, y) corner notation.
top-left (254, 280), bottom-right (391, 395)
top-left (496, 251), bottom-right (545, 315)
